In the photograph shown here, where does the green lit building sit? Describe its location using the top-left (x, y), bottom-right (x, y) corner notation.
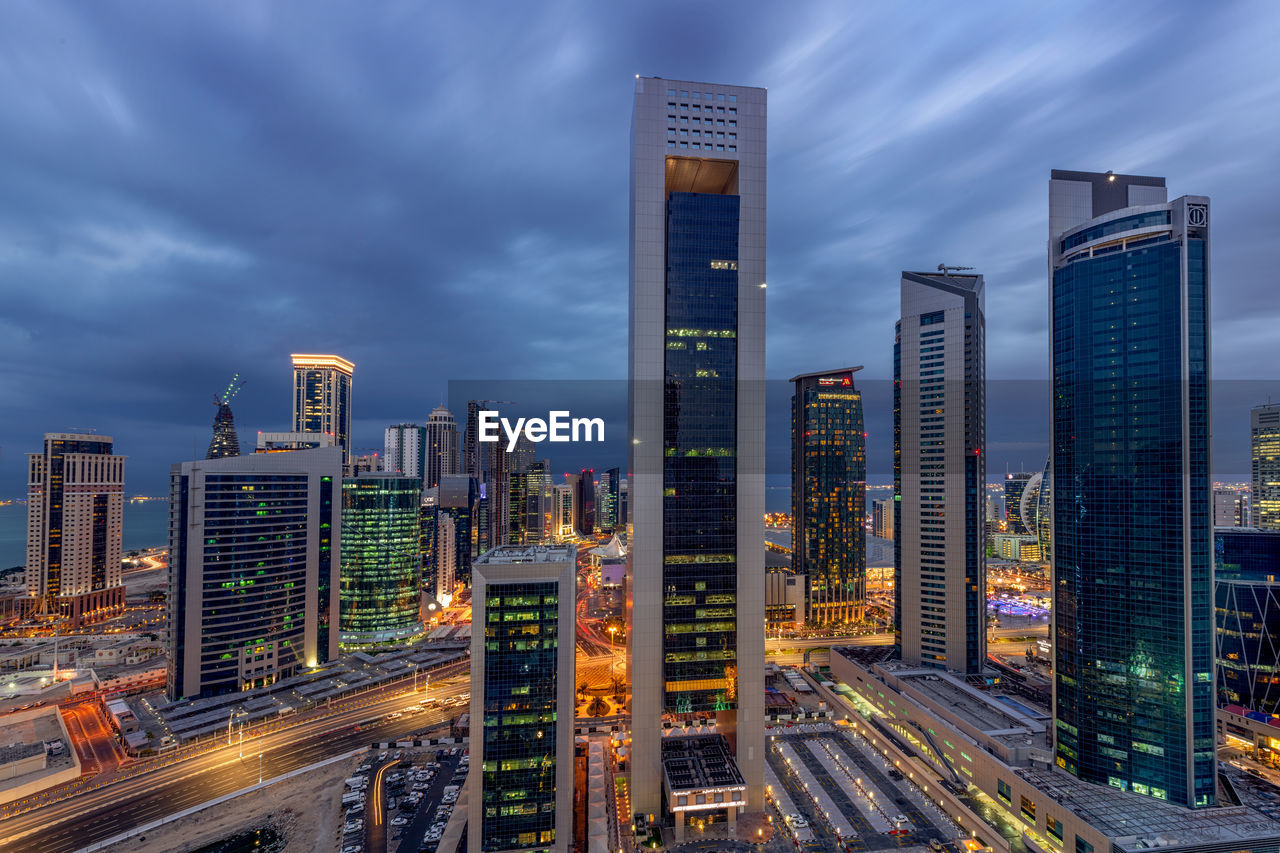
top-left (340, 472), bottom-right (423, 649)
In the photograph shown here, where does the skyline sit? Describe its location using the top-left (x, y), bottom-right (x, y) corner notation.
top-left (4, 1), bottom-right (1280, 498)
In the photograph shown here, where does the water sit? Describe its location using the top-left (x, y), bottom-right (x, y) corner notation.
top-left (0, 500), bottom-right (171, 569)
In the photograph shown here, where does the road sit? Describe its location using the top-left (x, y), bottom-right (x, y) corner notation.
top-left (61, 703), bottom-right (127, 777)
top-left (0, 677), bottom-right (470, 853)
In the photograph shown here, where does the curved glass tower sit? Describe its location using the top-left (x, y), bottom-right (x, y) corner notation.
top-left (340, 472), bottom-right (424, 649)
top-left (1050, 170), bottom-right (1213, 808)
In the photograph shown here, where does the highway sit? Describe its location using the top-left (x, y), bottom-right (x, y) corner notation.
top-left (0, 676), bottom-right (470, 853)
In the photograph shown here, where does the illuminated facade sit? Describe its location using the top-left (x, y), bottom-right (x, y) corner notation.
top-left (1003, 472), bottom-right (1034, 534)
top-left (1253, 404), bottom-right (1280, 530)
top-left (790, 367), bottom-right (866, 624)
top-left (291, 354), bottom-right (353, 463)
top-left (167, 447), bottom-right (342, 700)
top-left (25, 433), bottom-right (126, 626)
top-left (426, 405), bottom-right (460, 489)
top-left (1216, 528), bottom-right (1280, 715)
top-left (206, 401), bottom-right (240, 459)
top-left (469, 545), bottom-right (575, 853)
top-left (1050, 169), bottom-right (1214, 808)
top-left (894, 270), bottom-right (986, 675)
top-left (340, 473), bottom-right (424, 649)
top-left (628, 76), bottom-right (766, 817)
top-left (384, 423), bottom-right (427, 480)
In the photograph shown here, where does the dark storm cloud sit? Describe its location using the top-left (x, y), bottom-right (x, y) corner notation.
top-left (1, 0), bottom-right (1278, 498)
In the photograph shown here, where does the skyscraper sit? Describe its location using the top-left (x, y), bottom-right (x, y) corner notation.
top-left (1215, 528), bottom-right (1280, 715)
top-left (790, 368), bottom-right (867, 624)
top-left (1213, 488), bottom-right (1249, 528)
top-left (1003, 472), bottom-right (1034, 534)
top-left (575, 467), bottom-right (595, 536)
top-left (167, 447), bottom-right (342, 700)
top-left (291, 354), bottom-right (353, 463)
top-left (893, 270), bottom-right (986, 675)
top-left (628, 77), bottom-right (766, 820)
top-left (25, 433), bottom-right (126, 626)
top-left (384, 423), bottom-right (427, 480)
top-left (1050, 169), bottom-right (1213, 808)
top-left (438, 475), bottom-right (478, 588)
top-left (599, 467), bottom-right (620, 534)
top-left (425, 405), bottom-right (460, 490)
top-left (340, 472), bottom-right (424, 649)
top-left (1253, 403), bottom-right (1280, 530)
top-left (469, 545), bottom-right (575, 853)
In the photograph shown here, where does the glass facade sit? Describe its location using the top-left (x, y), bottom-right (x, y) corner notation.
top-left (340, 475), bottom-right (423, 648)
top-left (1254, 405), bottom-right (1280, 531)
top-left (181, 473), bottom-right (311, 698)
top-left (1216, 528), bottom-right (1280, 714)
top-left (791, 371), bottom-right (866, 624)
top-left (663, 191), bottom-right (739, 714)
top-left (291, 357), bottom-right (353, 460)
top-left (1052, 224), bottom-right (1214, 807)
top-left (480, 581), bottom-right (560, 852)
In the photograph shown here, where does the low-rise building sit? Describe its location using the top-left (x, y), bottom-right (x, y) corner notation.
top-left (828, 647), bottom-right (1280, 852)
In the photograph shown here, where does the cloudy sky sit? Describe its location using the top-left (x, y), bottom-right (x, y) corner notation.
top-left (2, 0), bottom-right (1279, 499)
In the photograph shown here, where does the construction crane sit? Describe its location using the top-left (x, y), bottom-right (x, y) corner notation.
top-left (214, 373), bottom-right (244, 408)
top-left (937, 263), bottom-right (975, 276)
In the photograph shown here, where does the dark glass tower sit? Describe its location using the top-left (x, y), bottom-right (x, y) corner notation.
top-left (661, 191), bottom-right (740, 715)
top-left (1050, 169), bottom-right (1214, 808)
top-left (790, 368), bottom-right (867, 624)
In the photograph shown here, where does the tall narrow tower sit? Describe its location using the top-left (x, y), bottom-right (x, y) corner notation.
top-left (893, 270), bottom-right (986, 675)
top-left (1253, 403), bottom-right (1280, 530)
top-left (791, 368), bottom-right (867, 624)
top-left (1049, 169), bottom-right (1214, 808)
top-left (26, 433), bottom-right (127, 626)
top-left (291, 354), bottom-right (354, 463)
top-left (425, 405), bottom-right (460, 489)
top-left (627, 77), bottom-right (766, 823)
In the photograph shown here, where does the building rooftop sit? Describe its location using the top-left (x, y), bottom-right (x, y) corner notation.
top-left (474, 545), bottom-right (576, 565)
top-left (1017, 767), bottom-right (1280, 851)
top-left (661, 735), bottom-right (745, 794)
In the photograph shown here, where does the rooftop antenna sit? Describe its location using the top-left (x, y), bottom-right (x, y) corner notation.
top-left (937, 263), bottom-right (974, 276)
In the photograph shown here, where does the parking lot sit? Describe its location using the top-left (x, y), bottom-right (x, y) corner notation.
top-left (767, 725), bottom-right (960, 851)
top-left (337, 745), bottom-right (467, 853)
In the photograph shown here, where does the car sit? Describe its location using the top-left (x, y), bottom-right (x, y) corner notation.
top-left (379, 751), bottom-right (388, 760)
top-left (341, 846), bottom-right (362, 853)
top-left (394, 750), bottom-right (403, 759)
top-left (391, 816), bottom-right (410, 827)
top-left (343, 820), bottom-right (364, 833)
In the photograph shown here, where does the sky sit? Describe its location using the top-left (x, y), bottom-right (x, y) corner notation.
top-left (2, 0), bottom-right (1279, 500)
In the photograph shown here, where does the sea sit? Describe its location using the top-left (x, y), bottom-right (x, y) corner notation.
top-left (0, 500), bottom-right (171, 570)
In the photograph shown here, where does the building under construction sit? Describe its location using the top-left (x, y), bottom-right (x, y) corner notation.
top-left (206, 374), bottom-right (243, 459)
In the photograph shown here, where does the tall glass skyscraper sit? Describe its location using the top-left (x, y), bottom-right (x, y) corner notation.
top-left (894, 271), bottom-right (986, 675)
top-left (1049, 169), bottom-right (1214, 808)
top-left (339, 472), bottom-right (423, 649)
top-left (469, 545), bottom-right (575, 853)
top-left (628, 77), bottom-right (766, 820)
top-left (291, 354), bottom-right (353, 464)
top-left (1252, 404), bottom-right (1280, 530)
top-left (791, 368), bottom-right (867, 624)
